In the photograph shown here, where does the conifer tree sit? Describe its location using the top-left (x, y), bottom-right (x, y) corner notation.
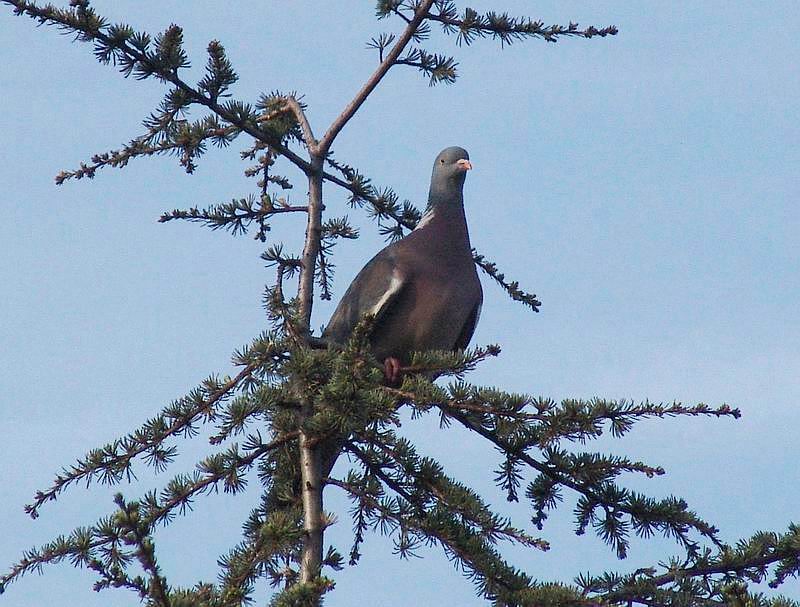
top-left (3, 2), bottom-right (799, 606)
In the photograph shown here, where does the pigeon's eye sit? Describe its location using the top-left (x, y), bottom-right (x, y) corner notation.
top-left (440, 159), bottom-right (445, 164)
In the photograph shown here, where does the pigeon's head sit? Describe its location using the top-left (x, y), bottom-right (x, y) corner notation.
top-left (430, 147), bottom-right (472, 202)
top-left (433, 146), bottom-right (472, 179)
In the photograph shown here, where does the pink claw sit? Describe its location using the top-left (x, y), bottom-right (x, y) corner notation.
top-left (383, 357), bottom-right (402, 387)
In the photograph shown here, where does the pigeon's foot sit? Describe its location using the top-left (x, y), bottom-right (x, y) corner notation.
top-left (383, 357), bottom-right (402, 387)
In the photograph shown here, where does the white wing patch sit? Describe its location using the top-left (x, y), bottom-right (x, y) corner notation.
top-left (370, 269), bottom-right (404, 317)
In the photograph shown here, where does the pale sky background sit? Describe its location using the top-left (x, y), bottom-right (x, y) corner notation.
top-left (1, 1), bottom-right (799, 605)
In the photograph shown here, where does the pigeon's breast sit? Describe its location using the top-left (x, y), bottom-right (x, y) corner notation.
top-left (369, 260), bottom-right (480, 364)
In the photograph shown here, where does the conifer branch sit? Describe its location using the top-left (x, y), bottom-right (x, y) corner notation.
top-left (590, 525), bottom-right (800, 605)
top-left (472, 251), bottom-right (542, 312)
top-left (314, 216), bottom-right (359, 302)
top-left (24, 366), bottom-right (256, 518)
top-left (327, 475), bottom-right (532, 603)
top-left (209, 383), bottom-right (298, 446)
top-left (395, 47), bottom-right (459, 85)
top-left (5, 0), bottom-right (313, 173)
top-left (55, 103), bottom-right (300, 185)
top-left (442, 408), bottom-right (725, 553)
top-left (2, 435), bottom-right (297, 594)
top-left (217, 513), bottom-right (304, 605)
top-left (141, 433), bottom-right (300, 527)
top-left (262, 252), bottom-right (305, 342)
top-left (426, 5), bottom-right (618, 46)
top-left (113, 495), bottom-right (172, 607)
top-left (384, 386), bottom-right (544, 421)
top-left (55, 130), bottom-right (221, 184)
top-left (345, 440), bottom-right (548, 551)
top-left (158, 195), bottom-right (309, 242)
top-left (322, 156), bottom-right (421, 235)
top-left (532, 399), bottom-right (739, 447)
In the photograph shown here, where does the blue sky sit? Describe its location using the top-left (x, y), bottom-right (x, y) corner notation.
top-left (1, 1), bottom-right (799, 605)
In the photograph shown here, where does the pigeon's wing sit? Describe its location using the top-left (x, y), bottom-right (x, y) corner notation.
top-left (453, 293), bottom-right (483, 351)
top-left (322, 252), bottom-right (407, 345)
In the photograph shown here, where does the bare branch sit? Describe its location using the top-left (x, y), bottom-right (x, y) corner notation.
top-left (316, 0), bottom-right (435, 154)
top-left (282, 96), bottom-right (318, 153)
top-left (297, 161), bottom-right (325, 334)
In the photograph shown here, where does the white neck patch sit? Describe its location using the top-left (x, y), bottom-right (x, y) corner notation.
top-left (414, 209), bottom-right (436, 231)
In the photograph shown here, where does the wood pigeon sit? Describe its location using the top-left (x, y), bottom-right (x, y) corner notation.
top-left (323, 146), bottom-right (483, 385)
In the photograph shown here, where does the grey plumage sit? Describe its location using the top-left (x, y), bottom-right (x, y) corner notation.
top-left (323, 146), bottom-right (482, 365)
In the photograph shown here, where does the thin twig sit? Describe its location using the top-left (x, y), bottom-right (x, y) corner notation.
top-left (382, 386), bottom-right (544, 420)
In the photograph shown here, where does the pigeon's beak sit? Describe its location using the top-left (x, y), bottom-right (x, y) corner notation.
top-left (456, 159), bottom-right (473, 171)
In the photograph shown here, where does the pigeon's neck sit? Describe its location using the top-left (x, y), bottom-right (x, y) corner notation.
top-left (428, 178), bottom-right (464, 207)
top-left (415, 187), bottom-right (472, 250)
